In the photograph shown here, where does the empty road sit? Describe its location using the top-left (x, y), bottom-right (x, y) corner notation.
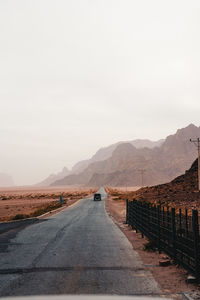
top-left (0, 188), bottom-right (161, 297)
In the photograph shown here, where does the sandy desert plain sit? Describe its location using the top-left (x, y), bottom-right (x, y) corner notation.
top-left (0, 186), bottom-right (96, 222)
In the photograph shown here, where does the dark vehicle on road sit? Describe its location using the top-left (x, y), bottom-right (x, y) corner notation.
top-left (93, 193), bottom-right (101, 201)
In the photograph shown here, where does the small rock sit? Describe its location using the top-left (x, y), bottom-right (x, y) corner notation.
top-left (162, 256), bottom-right (169, 260)
top-left (159, 260), bottom-right (171, 267)
top-left (186, 275), bottom-right (197, 284)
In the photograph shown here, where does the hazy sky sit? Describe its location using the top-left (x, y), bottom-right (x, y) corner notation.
top-left (0, 0), bottom-right (200, 185)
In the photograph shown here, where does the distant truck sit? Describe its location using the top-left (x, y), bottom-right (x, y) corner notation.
top-left (93, 193), bottom-right (101, 201)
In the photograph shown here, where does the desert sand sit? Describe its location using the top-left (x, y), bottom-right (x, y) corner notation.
top-left (0, 186), bottom-right (96, 222)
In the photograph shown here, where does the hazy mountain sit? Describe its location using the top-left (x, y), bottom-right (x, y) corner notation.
top-left (88, 124), bottom-right (199, 186)
top-left (36, 167), bottom-right (70, 186)
top-left (52, 143), bottom-right (153, 186)
top-left (71, 139), bottom-right (164, 175)
top-left (44, 138), bottom-right (163, 186)
top-left (51, 124), bottom-right (199, 187)
top-left (87, 143), bottom-right (165, 186)
top-left (0, 173), bottom-right (14, 187)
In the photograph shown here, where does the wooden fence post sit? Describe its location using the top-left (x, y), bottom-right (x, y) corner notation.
top-left (148, 203), bottom-right (152, 239)
top-left (157, 205), bottom-right (161, 253)
top-left (167, 206), bottom-right (169, 225)
top-left (130, 201), bottom-right (133, 229)
top-left (130, 200), bottom-right (134, 229)
top-left (179, 208), bottom-right (182, 234)
top-left (126, 199), bottom-right (129, 224)
top-left (192, 210), bottom-right (200, 279)
top-left (135, 201), bottom-right (138, 233)
top-left (141, 203), bottom-right (144, 238)
top-left (171, 208), bottom-right (176, 262)
top-left (162, 206), bottom-right (165, 226)
top-left (185, 208), bottom-right (188, 237)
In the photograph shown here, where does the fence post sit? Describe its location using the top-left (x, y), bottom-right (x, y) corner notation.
top-left (167, 206), bottom-right (169, 225)
top-left (162, 207), bottom-right (165, 226)
top-left (171, 208), bottom-right (176, 262)
top-left (126, 199), bottom-right (129, 224)
top-left (157, 205), bottom-right (161, 253)
top-left (148, 203), bottom-right (151, 239)
top-left (130, 200), bottom-right (134, 229)
top-left (141, 203), bottom-right (144, 238)
top-left (192, 210), bottom-right (200, 279)
top-left (179, 208), bottom-right (182, 236)
top-left (130, 200), bottom-right (132, 228)
top-left (135, 201), bottom-right (138, 232)
top-left (185, 208), bottom-right (188, 237)
top-left (147, 203), bottom-right (150, 226)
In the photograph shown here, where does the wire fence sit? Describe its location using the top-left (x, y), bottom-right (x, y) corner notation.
top-left (126, 199), bottom-right (200, 278)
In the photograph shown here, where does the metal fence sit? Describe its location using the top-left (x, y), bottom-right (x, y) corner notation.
top-left (126, 199), bottom-right (200, 278)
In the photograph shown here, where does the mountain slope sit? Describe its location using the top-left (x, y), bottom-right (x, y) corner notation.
top-left (126, 157), bottom-right (200, 208)
top-left (36, 167), bottom-right (70, 186)
top-left (71, 139), bottom-right (164, 175)
top-left (37, 139), bottom-right (163, 187)
top-left (88, 124), bottom-right (199, 186)
top-left (52, 124), bottom-right (200, 187)
top-left (52, 143), bottom-right (152, 186)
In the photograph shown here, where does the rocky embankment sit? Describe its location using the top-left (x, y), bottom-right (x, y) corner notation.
top-left (108, 158), bottom-right (200, 211)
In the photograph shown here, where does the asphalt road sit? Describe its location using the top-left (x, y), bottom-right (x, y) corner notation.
top-left (0, 188), bottom-right (161, 297)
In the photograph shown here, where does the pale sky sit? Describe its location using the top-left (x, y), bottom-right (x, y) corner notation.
top-left (0, 0), bottom-right (200, 185)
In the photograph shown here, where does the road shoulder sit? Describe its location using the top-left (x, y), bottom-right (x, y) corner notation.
top-left (105, 196), bottom-right (200, 300)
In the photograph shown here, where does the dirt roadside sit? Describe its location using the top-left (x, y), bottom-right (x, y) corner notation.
top-left (105, 196), bottom-right (200, 300)
top-left (0, 187), bottom-right (95, 222)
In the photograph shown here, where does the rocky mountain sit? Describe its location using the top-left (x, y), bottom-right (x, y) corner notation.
top-left (36, 167), bottom-right (70, 186)
top-left (71, 139), bottom-right (164, 175)
top-left (51, 124), bottom-right (200, 187)
top-left (0, 173), bottom-right (14, 187)
top-left (128, 157), bottom-right (200, 208)
top-left (40, 138), bottom-right (163, 186)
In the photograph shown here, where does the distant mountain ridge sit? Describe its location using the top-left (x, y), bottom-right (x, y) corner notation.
top-left (71, 139), bottom-right (164, 175)
top-left (38, 139), bottom-right (163, 186)
top-left (51, 124), bottom-right (200, 187)
top-left (36, 167), bottom-right (70, 186)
